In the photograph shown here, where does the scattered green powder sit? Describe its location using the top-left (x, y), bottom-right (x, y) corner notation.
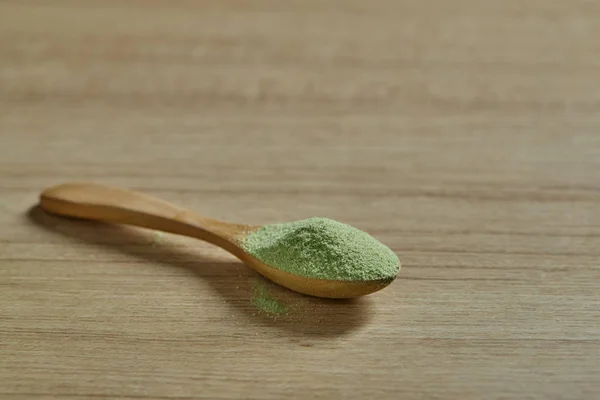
top-left (252, 282), bottom-right (288, 315)
top-left (151, 232), bottom-right (164, 248)
top-left (242, 217), bottom-right (400, 281)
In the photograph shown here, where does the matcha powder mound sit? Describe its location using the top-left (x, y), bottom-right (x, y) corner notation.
top-left (242, 217), bottom-right (400, 281)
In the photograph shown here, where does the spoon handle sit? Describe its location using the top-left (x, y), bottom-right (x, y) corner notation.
top-left (39, 182), bottom-right (248, 254)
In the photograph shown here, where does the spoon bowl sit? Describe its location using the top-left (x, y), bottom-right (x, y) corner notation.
top-left (39, 182), bottom-right (396, 298)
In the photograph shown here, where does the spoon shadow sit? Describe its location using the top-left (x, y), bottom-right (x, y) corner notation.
top-left (26, 206), bottom-right (374, 338)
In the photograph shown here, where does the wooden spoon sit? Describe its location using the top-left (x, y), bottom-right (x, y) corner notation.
top-left (39, 182), bottom-right (395, 298)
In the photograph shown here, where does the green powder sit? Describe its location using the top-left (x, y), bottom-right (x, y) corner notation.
top-left (252, 282), bottom-right (288, 315)
top-left (150, 232), bottom-right (164, 247)
top-left (242, 217), bottom-right (400, 281)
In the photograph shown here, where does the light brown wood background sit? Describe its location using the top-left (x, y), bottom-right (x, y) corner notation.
top-left (1, 1), bottom-right (599, 399)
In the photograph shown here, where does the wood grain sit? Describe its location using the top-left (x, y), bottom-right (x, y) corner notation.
top-left (1, 1), bottom-right (599, 399)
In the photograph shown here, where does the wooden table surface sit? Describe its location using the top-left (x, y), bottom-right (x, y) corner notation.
top-left (1, 1), bottom-right (600, 399)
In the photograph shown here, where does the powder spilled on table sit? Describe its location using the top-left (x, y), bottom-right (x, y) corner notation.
top-left (150, 232), bottom-right (164, 248)
top-left (252, 281), bottom-right (288, 316)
